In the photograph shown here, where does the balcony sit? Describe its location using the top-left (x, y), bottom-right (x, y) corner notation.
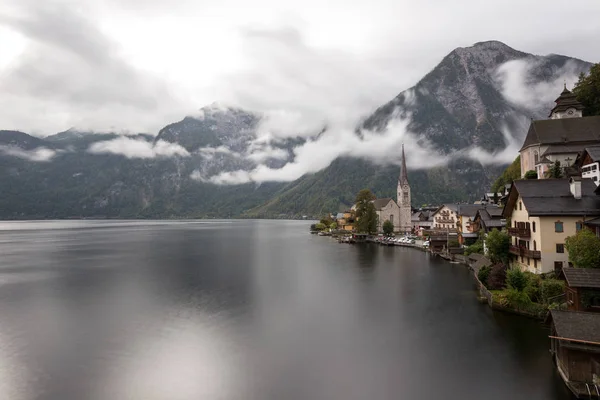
top-left (436, 218), bottom-right (455, 224)
top-left (508, 227), bottom-right (531, 238)
top-left (509, 245), bottom-right (541, 259)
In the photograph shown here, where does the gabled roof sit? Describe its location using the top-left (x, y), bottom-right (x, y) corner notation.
top-left (549, 310), bottom-right (600, 344)
top-left (433, 204), bottom-right (458, 215)
top-left (372, 198), bottom-right (394, 211)
top-left (560, 267), bottom-right (600, 288)
top-left (541, 144), bottom-right (586, 156)
top-left (520, 116), bottom-right (600, 151)
top-left (503, 179), bottom-right (600, 217)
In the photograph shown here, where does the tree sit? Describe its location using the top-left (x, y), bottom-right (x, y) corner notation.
top-left (524, 170), bottom-right (538, 179)
top-left (506, 267), bottom-right (529, 291)
top-left (487, 263), bottom-right (507, 290)
top-left (573, 63), bottom-right (600, 116)
top-left (485, 229), bottom-right (510, 264)
top-left (545, 161), bottom-right (563, 178)
top-left (565, 229), bottom-right (600, 268)
top-left (492, 192), bottom-right (499, 204)
top-left (492, 155), bottom-right (521, 193)
top-left (329, 222), bottom-right (338, 230)
top-left (315, 223), bottom-right (327, 231)
top-left (354, 189), bottom-right (378, 234)
top-left (382, 220), bottom-right (394, 236)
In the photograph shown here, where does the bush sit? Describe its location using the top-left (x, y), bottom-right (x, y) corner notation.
top-left (541, 279), bottom-right (565, 305)
top-left (310, 224), bottom-right (317, 231)
top-left (506, 267), bottom-right (529, 291)
top-left (315, 223), bottom-right (327, 231)
top-left (477, 265), bottom-right (491, 286)
top-left (505, 288), bottom-right (532, 309)
top-left (524, 170), bottom-right (538, 179)
top-left (448, 239), bottom-right (460, 248)
top-left (487, 263), bottom-right (507, 290)
top-left (465, 241), bottom-right (484, 256)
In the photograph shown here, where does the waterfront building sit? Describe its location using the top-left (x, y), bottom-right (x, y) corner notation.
top-left (431, 204), bottom-right (458, 231)
top-left (373, 198), bottom-right (400, 233)
top-left (519, 85), bottom-right (600, 178)
top-left (502, 178), bottom-right (600, 274)
top-left (548, 310), bottom-right (600, 398)
top-left (559, 268), bottom-right (600, 312)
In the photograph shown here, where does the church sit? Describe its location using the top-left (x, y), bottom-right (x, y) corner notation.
top-left (519, 85), bottom-right (600, 178)
top-left (373, 144), bottom-right (412, 233)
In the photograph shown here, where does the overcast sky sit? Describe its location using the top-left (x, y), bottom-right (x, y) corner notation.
top-left (1, 0), bottom-right (599, 137)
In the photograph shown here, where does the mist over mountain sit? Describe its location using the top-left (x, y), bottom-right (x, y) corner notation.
top-left (0, 41), bottom-right (592, 219)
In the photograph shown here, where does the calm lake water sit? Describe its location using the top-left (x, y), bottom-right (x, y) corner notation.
top-left (0, 220), bottom-right (572, 400)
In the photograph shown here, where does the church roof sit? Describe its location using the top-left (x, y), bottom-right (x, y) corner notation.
top-left (372, 198), bottom-right (394, 210)
top-left (399, 143), bottom-right (409, 185)
top-left (519, 115), bottom-right (600, 151)
top-left (548, 85), bottom-right (585, 117)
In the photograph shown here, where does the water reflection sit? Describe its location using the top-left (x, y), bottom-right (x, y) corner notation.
top-left (0, 220), bottom-right (572, 400)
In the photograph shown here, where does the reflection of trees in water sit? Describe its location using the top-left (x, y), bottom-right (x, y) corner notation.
top-left (354, 244), bottom-right (379, 275)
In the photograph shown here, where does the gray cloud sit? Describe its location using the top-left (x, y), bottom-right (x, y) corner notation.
top-left (88, 137), bottom-right (190, 158)
top-left (0, 1), bottom-right (190, 134)
top-left (0, 145), bottom-right (56, 161)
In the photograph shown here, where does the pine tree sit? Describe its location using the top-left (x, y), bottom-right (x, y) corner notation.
top-left (574, 63), bottom-right (600, 116)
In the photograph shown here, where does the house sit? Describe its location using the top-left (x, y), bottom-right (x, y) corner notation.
top-left (431, 204), bottom-right (459, 231)
top-left (411, 210), bottom-right (434, 233)
top-left (336, 211), bottom-right (355, 232)
top-left (502, 178), bottom-right (600, 274)
top-left (547, 310), bottom-right (600, 398)
top-left (456, 204), bottom-right (500, 245)
top-left (373, 198), bottom-right (401, 233)
top-left (559, 268), bottom-right (600, 312)
top-left (519, 86), bottom-right (600, 178)
top-left (473, 207), bottom-right (505, 234)
top-left (576, 146), bottom-right (600, 186)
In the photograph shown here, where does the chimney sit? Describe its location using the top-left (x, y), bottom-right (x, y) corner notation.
top-left (570, 177), bottom-right (582, 199)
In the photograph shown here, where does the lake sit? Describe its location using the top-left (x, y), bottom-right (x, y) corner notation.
top-left (0, 220), bottom-right (572, 399)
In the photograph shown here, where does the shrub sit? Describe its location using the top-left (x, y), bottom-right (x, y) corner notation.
top-left (506, 267), bottom-right (529, 291)
top-left (487, 263), bottom-right (507, 290)
top-left (465, 241), bottom-right (484, 256)
top-left (448, 239), bottom-right (460, 248)
top-left (310, 224), bottom-right (317, 231)
top-left (477, 265), bottom-right (491, 286)
top-left (315, 223), bottom-right (327, 231)
top-left (540, 279), bottom-right (565, 305)
top-left (505, 288), bottom-right (532, 310)
top-left (524, 170), bottom-right (538, 179)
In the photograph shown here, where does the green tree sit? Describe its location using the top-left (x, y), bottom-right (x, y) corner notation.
top-left (524, 170), bottom-right (538, 179)
top-left (382, 220), bottom-right (394, 236)
top-left (464, 240), bottom-right (483, 256)
top-left (506, 267), bottom-right (529, 291)
top-left (329, 222), bottom-right (337, 230)
top-left (315, 223), bottom-right (327, 231)
top-left (541, 279), bottom-right (565, 305)
top-left (573, 63), bottom-right (600, 116)
top-left (485, 229), bottom-right (510, 264)
top-left (545, 161), bottom-right (563, 178)
top-left (492, 192), bottom-right (499, 204)
top-left (565, 228), bottom-right (600, 268)
top-left (354, 189), bottom-right (378, 234)
top-left (492, 156), bottom-right (521, 193)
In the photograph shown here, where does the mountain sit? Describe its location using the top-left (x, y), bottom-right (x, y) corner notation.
top-left (249, 41), bottom-right (592, 216)
top-left (0, 41), bottom-right (593, 219)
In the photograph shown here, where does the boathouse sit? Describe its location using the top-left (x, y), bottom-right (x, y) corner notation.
top-left (560, 267), bottom-right (600, 312)
top-left (548, 310), bottom-right (600, 398)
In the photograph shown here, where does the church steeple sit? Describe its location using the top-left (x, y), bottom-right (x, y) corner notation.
top-left (549, 84), bottom-right (584, 119)
top-left (399, 143), bottom-right (409, 185)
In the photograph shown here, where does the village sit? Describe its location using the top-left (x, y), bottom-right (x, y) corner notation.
top-left (311, 83), bottom-right (600, 398)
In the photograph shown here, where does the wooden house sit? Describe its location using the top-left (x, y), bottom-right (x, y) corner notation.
top-left (560, 268), bottom-right (600, 312)
top-left (548, 310), bottom-right (600, 398)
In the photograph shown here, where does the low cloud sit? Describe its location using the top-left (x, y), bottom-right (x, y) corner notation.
top-left (88, 137), bottom-right (189, 158)
top-left (495, 58), bottom-right (587, 114)
top-left (0, 145), bottom-right (56, 161)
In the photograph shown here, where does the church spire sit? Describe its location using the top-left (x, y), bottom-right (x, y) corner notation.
top-left (399, 143), bottom-right (409, 185)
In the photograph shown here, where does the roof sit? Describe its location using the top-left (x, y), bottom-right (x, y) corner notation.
top-left (520, 115), bottom-right (600, 151)
top-left (372, 198), bottom-right (394, 210)
top-left (503, 179), bottom-right (600, 217)
top-left (541, 144), bottom-right (586, 156)
top-left (457, 204), bottom-right (500, 218)
top-left (582, 146), bottom-right (600, 165)
top-left (561, 267), bottom-right (600, 288)
top-left (550, 310), bottom-right (600, 344)
top-left (549, 86), bottom-right (585, 117)
top-left (584, 216), bottom-right (600, 226)
top-left (399, 143), bottom-right (409, 185)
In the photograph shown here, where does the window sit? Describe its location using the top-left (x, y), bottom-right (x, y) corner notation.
top-left (532, 222), bottom-right (536, 233)
top-left (534, 259), bottom-right (537, 269)
top-left (389, 215), bottom-right (394, 225)
top-left (555, 221), bottom-right (564, 232)
top-left (519, 201), bottom-right (522, 211)
top-left (533, 240), bottom-right (537, 250)
top-left (534, 151), bottom-right (539, 164)
top-left (576, 221), bottom-right (583, 232)
top-left (556, 244), bottom-right (565, 253)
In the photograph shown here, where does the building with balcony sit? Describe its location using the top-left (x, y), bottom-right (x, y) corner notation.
top-left (502, 178), bottom-right (600, 274)
top-left (431, 204), bottom-right (458, 231)
top-left (576, 146), bottom-right (600, 186)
